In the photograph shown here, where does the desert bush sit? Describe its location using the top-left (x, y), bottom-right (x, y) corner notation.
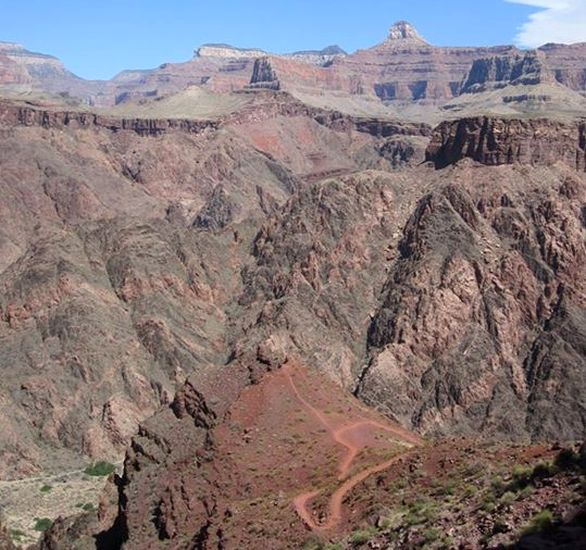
top-left (532, 461), bottom-right (556, 479)
top-left (350, 527), bottom-right (377, 545)
top-left (33, 518), bottom-right (52, 532)
top-left (9, 529), bottom-right (25, 542)
top-left (554, 448), bottom-right (579, 470)
top-left (422, 527), bottom-right (440, 543)
top-left (40, 484), bottom-right (52, 493)
top-left (84, 461), bottom-right (116, 476)
top-left (518, 485), bottom-right (534, 500)
top-left (482, 492), bottom-right (496, 512)
top-left (491, 475), bottom-right (505, 496)
top-left (499, 491), bottom-right (516, 506)
top-left (523, 510), bottom-right (554, 535)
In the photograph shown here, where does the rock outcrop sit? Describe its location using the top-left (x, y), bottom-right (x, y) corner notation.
top-left (386, 20), bottom-right (430, 45)
top-left (427, 117), bottom-right (586, 169)
top-left (461, 51), bottom-right (553, 93)
top-left (248, 57), bottom-right (281, 90)
top-left (358, 161), bottom-right (586, 440)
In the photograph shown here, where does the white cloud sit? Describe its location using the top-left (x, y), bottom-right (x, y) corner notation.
top-left (506, 0), bottom-right (586, 47)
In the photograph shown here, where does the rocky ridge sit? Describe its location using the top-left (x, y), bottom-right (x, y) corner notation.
top-left (2, 21), bottom-right (586, 113)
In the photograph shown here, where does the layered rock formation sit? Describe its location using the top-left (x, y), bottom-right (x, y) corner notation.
top-left (461, 51), bottom-right (553, 93)
top-left (2, 21), bottom-right (585, 114)
top-left (427, 117), bottom-right (586, 169)
top-left (85, 130), bottom-right (585, 547)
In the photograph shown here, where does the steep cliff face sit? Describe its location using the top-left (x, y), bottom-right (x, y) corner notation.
top-left (539, 41), bottom-right (586, 92)
top-left (335, 23), bottom-right (520, 103)
top-left (461, 51), bottom-right (553, 93)
top-left (0, 53), bottom-right (31, 86)
top-left (2, 23), bottom-right (585, 115)
top-left (427, 117), bottom-right (586, 169)
top-left (248, 57), bottom-right (281, 90)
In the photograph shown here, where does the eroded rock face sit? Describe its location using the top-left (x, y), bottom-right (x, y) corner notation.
top-left (461, 50), bottom-right (554, 93)
top-left (0, 92), bottom-right (404, 478)
top-left (427, 117), bottom-right (586, 169)
top-left (359, 162), bottom-right (586, 440)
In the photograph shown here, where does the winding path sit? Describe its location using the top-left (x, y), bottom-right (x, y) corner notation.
top-left (284, 367), bottom-right (420, 531)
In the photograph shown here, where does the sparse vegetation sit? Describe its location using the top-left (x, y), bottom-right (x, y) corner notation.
top-left (82, 502), bottom-right (96, 511)
top-left (422, 527), bottom-right (440, 544)
top-left (9, 529), bottom-right (25, 542)
top-left (40, 483), bottom-right (53, 493)
top-left (84, 461), bottom-right (116, 477)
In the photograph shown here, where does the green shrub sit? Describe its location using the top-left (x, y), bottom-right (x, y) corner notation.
top-left (554, 448), bottom-right (578, 471)
top-left (33, 518), bottom-right (53, 532)
top-left (518, 485), bottom-right (534, 500)
top-left (491, 475), bottom-right (505, 496)
top-left (512, 465), bottom-right (532, 481)
top-left (532, 461), bottom-right (556, 479)
top-left (523, 510), bottom-right (554, 535)
top-left (500, 491), bottom-right (516, 506)
top-left (350, 528), bottom-right (377, 545)
top-left (84, 461), bottom-right (116, 477)
top-left (422, 527), bottom-right (440, 543)
top-left (482, 492), bottom-right (496, 512)
top-left (82, 503), bottom-right (96, 512)
top-left (482, 499), bottom-right (496, 512)
top-left (510, 465), bottom-right (533, 490)
top-left (40, 484), bottom-right (53, 493)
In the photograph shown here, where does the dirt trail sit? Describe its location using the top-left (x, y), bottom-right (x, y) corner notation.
top-left (284, 366), bottom-right (420, 531)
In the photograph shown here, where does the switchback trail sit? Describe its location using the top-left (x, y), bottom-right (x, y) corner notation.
top-left (284, 365), bottom-right (420, 531)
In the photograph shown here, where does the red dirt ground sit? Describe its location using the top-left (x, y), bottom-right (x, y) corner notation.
top-left (206, 360), bottom-right (421, 546)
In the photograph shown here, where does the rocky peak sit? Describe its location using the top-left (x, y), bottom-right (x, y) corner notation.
top-left (387, 21), bottom-right (428, 44)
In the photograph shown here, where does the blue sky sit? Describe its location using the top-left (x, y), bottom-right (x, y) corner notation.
top-left (0, 0), bottom-right (583, 80)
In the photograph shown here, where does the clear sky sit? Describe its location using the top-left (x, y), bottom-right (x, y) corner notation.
top-left (0, 0), bottom-right (584, 80)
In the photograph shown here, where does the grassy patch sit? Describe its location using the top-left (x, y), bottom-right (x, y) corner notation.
top-left (84, 461), bottom-right (116, 477)
top-left (40, 484), bottom-right (53, 493)
top-left (82, 503), bottom-right (96, 512)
